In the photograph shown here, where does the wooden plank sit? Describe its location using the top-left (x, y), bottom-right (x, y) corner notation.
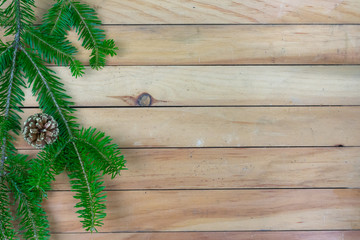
top-left (21, 147), bottom-right (360, 189)
top-left (67, 25), bottom-right (360, 65)
top-left (22, 66), bottom-right (360, 107)
top-left (51, 231), bottom-right (360, 240)
top-left (3, 25), bottom-right (359, 65)
top-left (16, 107), bottom-right (360, 149)
top-left (32, 0), bottom-right (360, 24)
top-left (44, 190), bottom-right (360, 232)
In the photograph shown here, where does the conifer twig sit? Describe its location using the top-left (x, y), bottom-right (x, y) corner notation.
top-left (8, 179), bottom-right (39, 239)
top-left (0, 0), bottom-right (125, 236)
top-left (0, 0), bottom-right (22, 177)
top-left (20, 45), bottom-right (103, 231)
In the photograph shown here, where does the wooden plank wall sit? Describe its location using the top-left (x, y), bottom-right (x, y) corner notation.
top-left (19, 0), bottom-right (360, 239)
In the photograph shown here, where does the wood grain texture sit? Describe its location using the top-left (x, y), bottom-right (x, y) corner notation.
top-left (3, 0), bottom-right (359, 237)
top-left (21, 147), bottom-right (360, 189)
top-left (16, 107), bottom-right (360, 149)
top-left (51, 231), bottom-right (360, 240)
top-left (45, 190), bottom-right (360, 232)
top-left (22, 66), bottom-right (360, 107)
top-left (32, 0), bottom-right (360, 24)
top-left (67, 25), bottom-right (360, 65)
top-left (3, 25), bottom-right (359, 65)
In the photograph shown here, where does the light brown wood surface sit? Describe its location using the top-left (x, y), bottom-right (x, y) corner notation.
top-left (3, 25), bottom-right (360, 65)
top-left (21, 147), bottom-right (360, 189)
top-left (68, 25), bottom-right (360, 65)
top-left (32, 0), bottom-right (360, 24)
top-left (50, 232), bottom-right (360, 240)
top-left (22, 66), bottom-right (360, 107)
top-left (16, 107), bottom-right (360, 149)
top-left (45, 190), bottom-right (360, 232)
top-left (3, 0), bottom-right (359, 239)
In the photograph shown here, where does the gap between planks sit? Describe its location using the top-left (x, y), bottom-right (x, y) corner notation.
top-left (50, 231), bottom-right (360, 240)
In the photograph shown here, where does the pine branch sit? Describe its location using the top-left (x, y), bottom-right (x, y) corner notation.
top-left (68, 1), bottom-right (103, 49)
top-left (0, 0), bottom-right (6, 27)
top-left (20, 46), bottom-right (77, 137)
top-left (67, 148), bottom-right (106, 232)
top-left (0, 43), bottom-right (14, 73)
top-left (4, 0), bottom-right (35, 36)
top-left (0, 10), bottom-right (4, 27)
top-left (72, 144), bottom-right (97, 229)
top-left (24, 29), bottom-right (74, 63)
top-left (28, 137), bottom-right (72, 195)
top-left (23, 29), bottom-right (85, 77)
top-left (6, 154), bottom-right (49, 240)
top-left (68, 1), bottom-right (118, 69)
top-left (1, 0), bottom-right (125, 236)
top-left (0, 47), bottom-right (24, 177)
top-left (75, 127), bottom-right (126, 179)
top-left (0, 0), bottom-right (25, 177)
top-left (8, 178), bottom-right (49, 240)
top-left (0, 47), bottom-right (17, 177)
top-left (0, 179), bottom-right (16, 240)
top-left (41, 0), bottom-right (72, 36)
top-left (20, 46), bottom-right (109, 231)
top-left (0, 0), bottom-right (6, 28)
top-left (0, 0), bottom-right (6, 7)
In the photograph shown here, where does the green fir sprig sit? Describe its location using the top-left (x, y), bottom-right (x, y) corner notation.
top-left (0, 0), bottom-right (126, 239)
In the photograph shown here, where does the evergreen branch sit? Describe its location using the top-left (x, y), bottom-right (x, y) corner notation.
top-left (0, 0), bottom-right (7, 7)
top-left (68, 1), bottom-right (117, 69)
top-left (28, 137), bottom-right (72, 195)
top-left (0, 0), bottom-right (25, 177)
top-left (13, 183), bottom-right (38, 240)
top-left (4, 0), bottom-right (36, 36)
top-left (6, 154), bottom-right (49, 240)
top-left (0, 45), bottom-right (13, 73)
top-left (98, 39), bottom-right (117, 57)
top-left (23, 29), bottom-right (85, 77)
top-left (0, 47), bottom-right (19, 177)
top-left (72, 142), bottom-right (95, 222)
top-left (67, 147), bottom-right (106, 232)
top-left (49, 2), bottom-right (67, 35)
top-left (3, 48), bottom-right (18, 118)
top-left (68, 0), bottom-right (100, 69)
top-left (0, 0), bottom-right (7, 28)
top-left (0, 180), bottom-right (16, 240)
top-left (69, 1), bottom-right (100, 49)
top-left (20, 45), bottom-right (77, 137)
top-left (20, 47), bottom-right (107, 231)
top-left (41, 0), bottom-right (72, 36)
top-left (1, 0), bottom-right (123, 236)
top-left (0, 6), bottom-right (6, 28)
top-left (0, 10), bottom-right (4, 28)
top-left (8, 178), bottom-right (49, 240)
top-left (24, 29), bottom-right (74, 63)
top-left (75, 127), bottom-right (126, 179)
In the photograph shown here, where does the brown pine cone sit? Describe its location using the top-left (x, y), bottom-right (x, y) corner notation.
top-left (23, 113), bottom-right (59, 149)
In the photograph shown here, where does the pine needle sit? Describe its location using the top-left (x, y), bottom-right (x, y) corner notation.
top-left (0, 0), bottom-right (125, 237)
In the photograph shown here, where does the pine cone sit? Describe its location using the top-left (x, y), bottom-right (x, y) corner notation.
top-left (23, 113), bottom-right (59, 149)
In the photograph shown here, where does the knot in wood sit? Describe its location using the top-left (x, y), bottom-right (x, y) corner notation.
top-left (137, 93), bottom-right (152, 106)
